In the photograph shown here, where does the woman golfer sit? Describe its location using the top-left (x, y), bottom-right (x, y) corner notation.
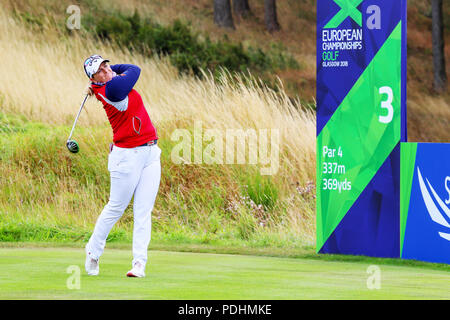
top-left (83, 54), bottom-right (161, 277)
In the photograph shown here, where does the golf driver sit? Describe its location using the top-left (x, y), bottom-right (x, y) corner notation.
top-left (66, 94), bottom-right (89, 153)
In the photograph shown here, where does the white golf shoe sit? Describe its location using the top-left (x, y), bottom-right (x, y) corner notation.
top-left (85, 246), bottom-right (99, 276)
top-left (126, 261), bottom-right (146, 278)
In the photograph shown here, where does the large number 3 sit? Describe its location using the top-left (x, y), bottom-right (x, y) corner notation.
top-left (378, 86), bottom-right (394, 124)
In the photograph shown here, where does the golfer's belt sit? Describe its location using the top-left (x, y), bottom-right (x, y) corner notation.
top-left (137, 140), bottom-right (158, 147)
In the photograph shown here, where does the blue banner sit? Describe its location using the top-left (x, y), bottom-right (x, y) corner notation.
top-left (401, 143), bottom-right (450, 264)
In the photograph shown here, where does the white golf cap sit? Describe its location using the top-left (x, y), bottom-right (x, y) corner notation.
top-left (83, 54), bottom-right (110, 78)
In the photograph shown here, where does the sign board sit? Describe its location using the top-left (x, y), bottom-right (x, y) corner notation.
top-left (401, 143), bottom-right (450, 264)
top-left (316, 0), bottom-right (407, 257)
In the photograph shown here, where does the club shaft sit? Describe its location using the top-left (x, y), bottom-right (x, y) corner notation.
top-left (67, 94), bottom-right (89, 142)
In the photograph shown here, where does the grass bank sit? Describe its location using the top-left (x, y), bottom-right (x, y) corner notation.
top-left (0, 3), bottom-right (316, 250)
top-left (0, 113), bottom-right (315, 249)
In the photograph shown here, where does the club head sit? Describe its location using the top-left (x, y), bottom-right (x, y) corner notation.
top-left (66, 140), bottom-right (79, 153)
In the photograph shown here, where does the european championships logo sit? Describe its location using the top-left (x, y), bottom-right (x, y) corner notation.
top-left (324, 0), bottom-right (363, 29)
top-left (417, 167), bottom-right (450, 242)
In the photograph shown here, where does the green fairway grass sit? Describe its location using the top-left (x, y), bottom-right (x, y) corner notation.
top-left (0, 247), bottom-right (448, 300)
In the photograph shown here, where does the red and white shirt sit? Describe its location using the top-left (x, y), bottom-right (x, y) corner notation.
top-left (91, 64), bottom-right (158, 148)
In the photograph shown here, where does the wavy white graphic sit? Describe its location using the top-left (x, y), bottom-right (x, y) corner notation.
top-left (439, 232), bottom-right (450, 241)
top-left (417, 167), bottom-right (450, 241)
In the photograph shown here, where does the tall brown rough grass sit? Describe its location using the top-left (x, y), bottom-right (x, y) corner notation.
top-left (0, 7), bottom-right (317, 244)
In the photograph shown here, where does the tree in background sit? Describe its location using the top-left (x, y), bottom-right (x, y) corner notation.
top-left (214, 0), bottom-right (235, 29)
top-left (214, 0), bottom-right (280, 33)
top-left (264, 0), bottom-right (280, 32)
top-left (233, 0), bottom-right (252, 21)
top-left (431, 0), bottom-right (447, 92)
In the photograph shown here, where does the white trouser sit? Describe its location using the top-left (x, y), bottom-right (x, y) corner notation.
top-left (87, 144), bottom-right (161, 267)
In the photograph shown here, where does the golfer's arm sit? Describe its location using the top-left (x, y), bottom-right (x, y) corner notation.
top-left (105, 64), bottom-right (141, 102)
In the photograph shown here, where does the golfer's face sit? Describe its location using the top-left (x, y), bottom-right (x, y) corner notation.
top-left (92, 62), bottom-right (113, 83)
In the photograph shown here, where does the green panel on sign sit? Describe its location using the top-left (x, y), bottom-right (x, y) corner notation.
top-left (317, 22), bottom-right (402, 251)
top-left (399, 142), bottom-right (417, 256)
